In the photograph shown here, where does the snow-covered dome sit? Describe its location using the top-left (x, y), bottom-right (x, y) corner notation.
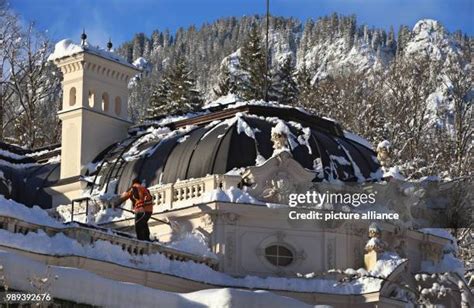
top-left (88, 103), bottom-right (382, 195)
top-left (0, 103), bottom-right (381, 208)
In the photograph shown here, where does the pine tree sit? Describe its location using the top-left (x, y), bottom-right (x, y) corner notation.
top-left (236, 26), bottom-right (268, 100)
top-left (148, 56), bottom-right (202, 117)
top-left (213, 64), bottom-right (236, 97)
top-left (167, 56), bottom-right (202, 111)
top-left (396, 25), bottom-right (411, 57)
top-left (296, 63), bottom-right (314, 108)
top-left (272, 57), bottom-right (298, 105)
top-left (386, 26), bottom-right (396, 53)
top-left (148, 77), bottom-right (171, 118)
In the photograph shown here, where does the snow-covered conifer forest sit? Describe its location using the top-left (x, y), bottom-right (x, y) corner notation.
top-left (2, 6), bottom-right (471, 181)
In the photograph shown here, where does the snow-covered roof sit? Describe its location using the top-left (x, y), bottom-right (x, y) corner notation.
top-left (48, 39), bottom-right (139, 70)
top-left (89, 102), bottom-right (381, 198)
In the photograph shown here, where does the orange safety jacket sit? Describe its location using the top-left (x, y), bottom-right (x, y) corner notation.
top-left (125, 183), bottom-right (154, 213)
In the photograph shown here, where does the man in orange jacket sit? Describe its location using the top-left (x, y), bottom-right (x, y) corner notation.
top-left (120, 178), bottom-right (153, 241)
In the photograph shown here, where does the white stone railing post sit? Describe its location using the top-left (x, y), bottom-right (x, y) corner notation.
top-left (147, 175), bottom-right (242, 212)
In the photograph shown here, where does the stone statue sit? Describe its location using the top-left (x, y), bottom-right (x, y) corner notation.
top-left (365, 222), bottom-right (387, 253)
top-left (271, 131), bottom-right (289, 151)
top-left (376, 140), bottom-right (392, 169)
top-left (364, 222), bottom-right (388, 271)
top-left (271, 121), bottom-right (290, 151)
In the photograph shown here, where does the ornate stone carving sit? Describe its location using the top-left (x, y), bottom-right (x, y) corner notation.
top-left (242, 151), bottom-right (315, 204)
top-left (394, 238), bottom-right (407, 258)
top-left (376, 140), bottom-right (392, 169)
top-left (221, 212), bottom-right (239, 225)
top-left (420, 242), bottom-right (443, 263)
top-left (271, 129), bottom-right (289, 150)
top-left (364, 222), bottom-right (388, 271)
top-left (225, 232), bottom-right (236, 268)
top-left (365, 222), bottom-right (386, 253)
top-left (200, 213), bottom-right (214, 227)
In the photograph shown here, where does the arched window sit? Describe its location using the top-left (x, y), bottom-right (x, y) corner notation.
top-left (102, 93), bottom-right (109, 112)
top-left (69, 87), bottom-right (76, 106)
top-left (264, 244), bottom-right (294, 267)
top-left (88, 90), bottom-right (95, 108)
top-left (114, 96), bottom-right (122, 116)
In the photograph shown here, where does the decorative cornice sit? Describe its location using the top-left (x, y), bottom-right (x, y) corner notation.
top-left (57, 106), bottom-right (132, 124)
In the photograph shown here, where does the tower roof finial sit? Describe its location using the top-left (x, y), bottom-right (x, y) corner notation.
top-left (81, 28), bottom-right (87, 46)
top-left (107, 37), bottom-right (113, 51)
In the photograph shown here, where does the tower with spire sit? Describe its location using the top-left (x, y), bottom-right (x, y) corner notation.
top-left (47, 31), bottom-right (140, 205)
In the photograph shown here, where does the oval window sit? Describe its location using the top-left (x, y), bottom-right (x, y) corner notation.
top-left (264, 244), bottom-right (294, 267)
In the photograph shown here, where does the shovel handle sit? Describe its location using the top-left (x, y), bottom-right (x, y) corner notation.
top-left (115, 205), bottom-right (171, 226)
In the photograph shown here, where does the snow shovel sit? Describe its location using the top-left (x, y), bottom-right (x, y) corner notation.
top-left (111, 195), bottom-right (183, 233)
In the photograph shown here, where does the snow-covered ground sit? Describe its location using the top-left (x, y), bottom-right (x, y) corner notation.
top-left (0, 250), bottom-right (319, 308)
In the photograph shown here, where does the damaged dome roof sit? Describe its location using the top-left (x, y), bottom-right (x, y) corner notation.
top-left (89, 103), bottom-right (382, 195)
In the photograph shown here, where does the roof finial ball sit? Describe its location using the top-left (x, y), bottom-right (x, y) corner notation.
top-left (107, 38), bottom-right (113, 51)
top-left (80, 29), bottom-right (87, 46)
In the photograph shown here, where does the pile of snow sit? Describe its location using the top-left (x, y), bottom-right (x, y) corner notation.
top-left (0, 250), bottom-right (315, 308)
top-left (167, 231), bottom-right (217, 259)
top-left (201, 186), bottom-right (265, 205)
top-left (0, 195), bottom-right (64, 228)
top-left (383, 166), bottom-right (405, 180)
top-left (47, 39), bottom-right (83, 61)
top-left (369, 252), bottom-right (406, 278)
top-left (48, 39), bottom-right (136, 69)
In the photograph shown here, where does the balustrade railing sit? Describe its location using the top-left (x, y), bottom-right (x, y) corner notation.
top-left (0, 215), bottom-right (218, 269)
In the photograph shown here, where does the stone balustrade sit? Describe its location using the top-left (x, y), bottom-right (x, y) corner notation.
top-left (149, 174), bottom-right (242, 211)
top-left (0, 215), bottom-right (218, 269)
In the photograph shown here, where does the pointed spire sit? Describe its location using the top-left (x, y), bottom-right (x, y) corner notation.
top-left (107, 37), bottom-right (113, 51)
top-left (80, 28), bottom-right (87, 46)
